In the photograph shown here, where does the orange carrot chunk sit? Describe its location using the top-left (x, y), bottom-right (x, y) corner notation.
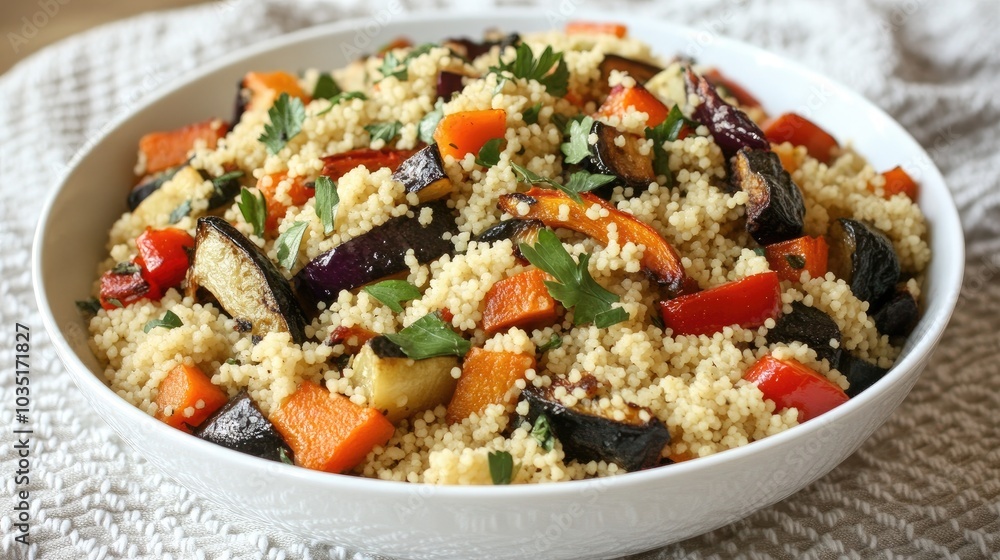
top-left (243, 71), bottom-right (310, 111)
top-left (446, 348), bottom-right (536, 424)
top-left (256, 172), bottom-right (314, 234)
top-left (433, 109), bottom-right (507, 160)
top-left (138, 118), bottom-right (228, 175)
top-left (321, 148), bottom-right (418, 181)
top-left (270, 381), bottom-right (395, 474)
top-left (155, 364), bottom-right (229, 432)
top-left (765, 235), bottom-right (829, 282)
top-left (566, 21), bottom-right (628, 38)
top-left (596, 84), bottom-right (669, 128)
top-left (878, 166), bottom-right (918, 200)
top-left (763, 113), bottom-right (839, 164)
top-left (482, 269), bottom-right (559, 335)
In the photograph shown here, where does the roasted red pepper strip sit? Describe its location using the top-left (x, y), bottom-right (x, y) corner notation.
top-left (763, 113), bottom-right (839, 165)
top-left (765, 235), bottom-right (829, 282)
top-left (135, 227), bottom-right (195, 292)
top-left (99, 262), bottom-right (162, 310)
top-left (497, 187), bottom-right (694, 296)
top-left (320, 148), bottom-right (418, 181)
top-left (657, 271), bottom-right (781, 336)
top-left (743, 355), bottom-right (849, 422)
top-left (596, 84), bottom-right (669, 127)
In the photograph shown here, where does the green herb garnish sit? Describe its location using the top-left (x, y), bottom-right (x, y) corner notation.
top-left (168, 199), bottom-right (192, 224)
top-left (314, 175), bottom-right (339, 235)
top-left (237, 187), bottom-right (267, 237)
top-left (143, 310), bottom-right (183, 333)
top-left (519, 229), bottom-right (629, 328)
top-left (75, 297), bottom-right (102, 315)
top-left (365, 120), bottom-right (403, 144)
top-left (275, 221), bottom-right (308, 270)
top-left (107, 298), bottom-right (123, 309)
top-left (315, 91), bottom-right (368, 116)
top-left (490, 43), bottom-right (569, 97)
top-left (563, 170), bottom-right (615, 197)
top-left (383, 312), bottom-right (471, 360)
top-left (530, 414), bottom-right (555, 452)
top-left (225, 358), bottom-right (239, 365)
top-left (378, 43), bottom-right (436, 82)
top-left (418, 98), bottom-right (445, 144)
top-left (258, 93), bottom-right (306, 155)
top-left (363, 280), bottom-right (422, 313)
top-left (509, 163), bottom-right (610, 205)
top-left (211, 170), bottom-right (244, 190)
top-left (111, 262), bottom-right (140, 275)
top-left (785, 254), bottom-right (806, 269)
top-left (752, 247), bottom-right (766, 257)
top-left (644, 105), bottom-right (698, 177)
top-left (312, 72), bottom-right (341, 100)
top-left (488, 450), bottom-right (518, 485)
top-left (522, 102), bottom-right (542, 125)
top-left (536, 334), bottom-right (562, 354)
top-left (475, 138), bottom-right (504, 168)
top-left (278, 448), bottom-right (294, 465)
top-left (560, 115), bottom-right (593, 165)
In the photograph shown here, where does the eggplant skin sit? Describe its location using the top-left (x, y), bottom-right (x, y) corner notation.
top-left (521, 385), bottom-right (669, 472)
top-left (194, 390), bottom-right (292, 462)
top-left (827, 218), bottom-right (900, 305)
top-left (188, 216), bottom-right (308, 344)
top-left (294, 201), bottom-right (456, 304)
top-left (391, 145), bottom-right (452, 203)
top-left (585, 121), bottom-right (657, 191)
top-left (684, 68), bottom-right (769, 159)
top-left (872, 285), bottom-right (919, 338)
top-left (766, 301), bottom-right (842, 366)
top-left (732, 148), bottom-right (805, 245)
top-left (838, 353), bottom-right (888, 398)
top-left (599, 54), bottom-right (663, 85)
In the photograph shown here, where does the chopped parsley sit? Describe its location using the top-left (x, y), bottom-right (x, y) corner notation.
top-left (168, 199), bottom-right (191, 224)
top-left (522, 102), bottom-right (542, 125)
top-left (312, 72), bottom-right (341, 100)
top-left (383, 312), bottom-right (471, 360)
top-left (106, 298), bottom-right (124, 309)
top-left (365, 120), bottom-right (403, 144)
top-left (488, 450), bottom-right (518, 485)
top-left (785, 254), bottom-right (807, 269)
top-left (225, 358), bottom-right (239, 365)
top-left (530, 414), bottom-right (555, 452)
top-left (378, 43), bottom-right (436, 82)
top-left (315, 91), bottom-right (368, 116)
top-left (490, 43), bottom-right (569, 97)
top-left (275, 221), bottom-right (308, 270)
top-left (475, 138), bottom-right (504, 168)
top-left (418, 98), bottom-right (445, 144)
top-left (111, 262), bottom-right (140, 275)
top-left (644, 105), bottom-right (698, 177)
top-left (509, 163), bottom-right (612, 205)
top-left (314, 175), bottom-right (339, 234)
top-left (258, 93), bottom-right (306, 155)
top-left (237, 187), bottom-right (267, 237)
top-left (363, 280), bottom-right (422, 313)
top-left (143, 310), bottom-right (182, 333)
top-left (560, 115), bottom-right (593, 165)
top-left (211, 170), bottom-right (244, 190)
top-left (75, 297), bottom-right (102, 315)
top-left (278, 448), bottom-right (294, 465)
top-left (536, 334), bottom-right (562, 354)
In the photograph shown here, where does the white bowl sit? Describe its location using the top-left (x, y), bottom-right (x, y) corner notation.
top-left (32, 10), bottom-right (964, 560)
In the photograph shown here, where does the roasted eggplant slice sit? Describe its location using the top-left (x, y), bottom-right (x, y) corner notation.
top-left (872, 285), bottom-right (919, 338)
top-left (294, 201), bottom-right (456, 304)
top-left (187, 216), bottom-right (308, 344)
top-left (599, 54), bottom-right (663, 85)
top-left (391, 145), bottom-right (452, 203)
top-left (199, 169), bottom-right (243, 210)
top-left (732, 148), bottom-right (805, 245)
top-left (585, 121), bottom-right (656, 190)
top-left (437, 71), bottom-right (465, 100)
top-left (443, 33), bottom-right (519, 60)
top-left (475, 218), bottom-right (543, 245)
top-left (352, 336), bottom-right (459, 423)
top-left (827, 218), bottom-right (901, 305)
top-left (838, 352), bottom-right (889, 398)
top-left (128, 165), bottom-right (184, 211)
top-left (194, 390), bottom-right (292, 462)
top-left (520, 384), bottom-right (669, 472)
top-left (766, 301), bottom-right (842, 365)
top-left (684, 68), bottom-right (769, 158)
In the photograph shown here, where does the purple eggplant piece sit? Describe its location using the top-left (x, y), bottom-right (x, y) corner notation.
top-left (684, 67), bottom-right (769, 158)
top-left (294, 201), bottom-right (456, 304)
top-left (444, 33), bottom-right (519, 60)
top-left (437, 71), bottom-right (465, 100)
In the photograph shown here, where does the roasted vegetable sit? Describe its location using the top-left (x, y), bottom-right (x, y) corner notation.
top-left (598, 54), bottom-right (663, 85)
top-left (837, 352), bottom-right (889, 398)
top-left (446, 348), bottom-right (535, 424)
top-left (391, 144), bottom-right (452, 203)
top-left (497, 188), bottom-right (694, 295)
top-left (443, 33), bottom-right (520, 61)
top-left (433, 109), bottom-right (507, 160)
top-left (762, 113), bottom-right (839, 164)
top-left (743, 355), bottom-right (849, 422)
top-left (269, 380), bottom-right (395, 473)
top-left (732, 148), bottom-right (805, 245)
top-left (584, 120), bottom-right (657, 190)
top-left (256, 172), bottom-right (314, 234)
top-left (99, 262), bottom-right (161, 310)
top-left (187, 216), bottom-right (308, 343)
top-left (321, 148), bottom-right (417, 181)
top-left (437, 71), bottom-right (465, 100)
top-left (520, 384), bottom-right (670, 472)
top-left (827, 218), bottom-right (900, 305)
top-left (565, 21), bottom-right (627, 38)
top-left (128, 165), bottom-right (183, 211)
top-left (194, 390), bottom-right (293, 462)
top-left (154, 363), bottom-right (229, 431)
top-left (294, 201), bottom-right (456, 304)
top-left (876, 166), bottom-right (918, 200)
top-left (872, 285), bottom-right (919, 338)
top-left (596, 85), bottom-right (669, 128)
top-left (658, 271), bottom-right (781, 337)
top-left (482, 269), bottom-right (559, 335)
top-left (703, 68), bottom-right (761, 109)
top-left (684, 68), bottom-right (769, 158)
top-left (327, 324), bottom-right (377, 354)
top-left (765, 301), bottom-right (842, 365)
top-left (352, 336), bottom-right (459, 423)
top-left (764, 235), bottom-right (829, 282)
top-left (131, 166), bottom-right (210, 227)
top-left (135, 227), bottom-right (195, 292)
top-left (138, 119), bottom-right (228, 176)
top-left (200, 168), bottom-right (243, 210)
top-left (237, 71), bottom-right (309, 114)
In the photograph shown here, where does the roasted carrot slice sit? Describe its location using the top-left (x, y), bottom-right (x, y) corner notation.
top-left (270, 381), bottom-right (395, 473)
top-left (243, 71), bottom-right (310, 111)
top-left (763, 113), bottom-right (839, 164)
top-left (256, 172), bottom-right (314, 234)
top-left (703, 68), bottom-right (761, 109)
top-left (596, 84), bottom-right (669, 127)
top-left (744, 355), bottom-right (849, 422)
top-left (877, 166), bottom-right (918, 200)
top-left (138, 118), bottom-right (228, 175)
top-left (765, 235), bottom-right (829, 282)
top-left (482, 269), bottom-right (559, 335)
top-left (497, 188), bottom-right (695, 296)
top-left (155, 364), bottom-right (229, 431)
top-left (658, 271), bottom-right (781, 337)
top-left (320, 148), bottom-right (418, 181)
top-left (566, 21), bottom-right (628, 38)
top-left (433, 109), bottom-right (507, 160)
top-left (446, 348), bottom-right (536, 424)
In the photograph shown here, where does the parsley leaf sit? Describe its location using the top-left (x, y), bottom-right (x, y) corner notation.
top-left (536, 334), bottom-right (562, 354)
top-left (363, 280), bottom-right (422, 313)
top-left (560, 115), bottom-right (593, 164)
top-left (530, 414), bottom-right (555, 452)
top-left (314, 175), bottom-right (339, 235)
top-left (491, 44), bottom-right (569, 97)
top-left (312, 72), bottom-right (341, 100)
top-left (238, 187), bottom-right (267, 237)
top-left (522, 102), bottom-right (542, 125)
top-left (785, 254), bottom-right (806, 269)
top-left (418, 98), bottom-right (445, 144)
top-left (316, 91), bottom-right (368, 116)
top-left (112, 262), bottom-right (140, 275)
top-left (258, 93), bottom-right (306, 155)
top-left (278, 448), bottom-right (294, 465)
top-left (75, 297), bottom-right (102, 315)
top-left (107, 298), bottom-right (124, 309)
top-left (168, 199), bottom-right (192, 224)
top-left (519, 229), bottom-right (628, 327)
top-left (644, 105), bottom-right (698, 177)
top-left (378, 43), bottom-right (436, 82)
top-left (488, 450), bottom-right (518, 485)
top-left (365, 120), bottom-right (403, 144)
top-left (212, 170), bottom-right (244, 190)
top-left (143, 310), bottom-right (183, 333)
top-left (563, 170), bottom-right (615, 196)
top-left (225, 358), bottom-right (239, 365)
top-left (275, 221), bottom-right (308, 270)
top-left (383, 312), bottom-right (471, 360)
top-left (475, 138), bottom-right (504, 168)
top-left (509, 162), bottom-right (593, 205)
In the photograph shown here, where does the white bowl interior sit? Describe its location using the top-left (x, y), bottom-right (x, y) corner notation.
top-left (33, 10), bottom-right (963, 560)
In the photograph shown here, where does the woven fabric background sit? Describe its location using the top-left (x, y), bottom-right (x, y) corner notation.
top-left (2, 0), bottom-right (999, 558)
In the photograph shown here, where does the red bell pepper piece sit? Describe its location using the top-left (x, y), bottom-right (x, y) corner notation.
top-left (762, 113), bottom-right (839, 164)
top-left (658, 271), bottom-right (781, 336)
top-left (320, 148), bottom-right (418, 181)
top-left (764, 235), bottom-right (829, 282)
top-left (99, 262), bottom-right (162, 310)
top-left (743, 355), bottom-right (849, 422)
top-left (136, 227), bottom-right (195, 292)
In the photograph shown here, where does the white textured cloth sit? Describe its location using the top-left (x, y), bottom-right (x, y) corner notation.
top-left (2, 0), bottom-right (999, 558)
